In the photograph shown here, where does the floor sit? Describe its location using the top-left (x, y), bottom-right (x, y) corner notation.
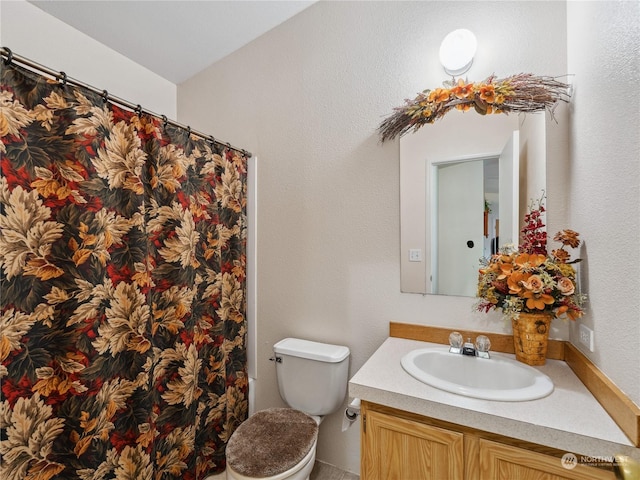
top-left (310, 461), bottom-right (360, 480)
top-left (204, 461), bottom-right (359, 480)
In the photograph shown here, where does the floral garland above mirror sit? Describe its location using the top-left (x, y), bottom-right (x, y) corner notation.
top-left (379, 73), bottom-right (571, 142)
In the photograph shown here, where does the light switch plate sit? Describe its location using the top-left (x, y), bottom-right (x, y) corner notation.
top-left (408, 249), bottom-right (422, 262)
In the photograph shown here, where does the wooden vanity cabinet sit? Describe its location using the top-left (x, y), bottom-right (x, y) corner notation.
top-left (360, 401), bottom-right (615, 480)
top-left (361, 407), bottom-right (464, 479)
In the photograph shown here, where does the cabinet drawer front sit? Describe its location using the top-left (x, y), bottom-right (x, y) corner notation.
top-left (479, 439), bottom-right (615, 480)
top-left (363, 409), bottom-right (464, 480)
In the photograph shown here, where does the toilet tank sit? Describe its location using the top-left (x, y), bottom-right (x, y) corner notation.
top-left (273, 338), bottom-right (350, 416)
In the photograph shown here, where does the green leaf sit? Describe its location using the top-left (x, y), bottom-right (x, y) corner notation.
top-left (8, 345), bottom-right (52, 382)
top-left (1, 274), bottom-right (50, 311)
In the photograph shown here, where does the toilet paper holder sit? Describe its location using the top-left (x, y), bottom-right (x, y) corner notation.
top-left (345, 398), bottom-right (361, 420)
top-left (345, 406), bottom-right (359, 421)
top-left (342, 398), bottom-right (361, 432)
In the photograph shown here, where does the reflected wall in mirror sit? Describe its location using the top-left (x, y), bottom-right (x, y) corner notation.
top-left (400, 110), bottom-right (547, 295)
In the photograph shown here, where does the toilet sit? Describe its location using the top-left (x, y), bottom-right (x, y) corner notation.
top-left (226, 338), bottom-right (350, 480)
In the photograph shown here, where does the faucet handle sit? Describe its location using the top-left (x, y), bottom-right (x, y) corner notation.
top-left (449, 331), bottom-right (463, 354)
top-left (475, 335), bottom-right (491, 358)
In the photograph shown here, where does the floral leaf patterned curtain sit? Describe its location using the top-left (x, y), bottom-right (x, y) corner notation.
top-left (0, 61), bottom-right (248, 480)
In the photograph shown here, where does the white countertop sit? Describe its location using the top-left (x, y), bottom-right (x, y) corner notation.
top-left (349, 337), bottom-right (640, 460)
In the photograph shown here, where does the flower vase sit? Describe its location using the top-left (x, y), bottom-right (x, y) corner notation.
top-left (511, 312), bottom-right (553, 366)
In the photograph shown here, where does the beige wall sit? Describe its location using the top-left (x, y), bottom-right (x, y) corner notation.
top-left (566, 1), bottom-right (640, 405)
top-left (177, 1), bottom-right (604, 472)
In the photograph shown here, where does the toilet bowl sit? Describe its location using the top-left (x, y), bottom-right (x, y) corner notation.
top-left (226, 338), bottom-right (350, 480)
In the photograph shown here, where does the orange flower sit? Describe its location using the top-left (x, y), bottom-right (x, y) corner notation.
top-left (507, 271), bottom-right (531, 295)
top-left (452, 79), bottom-right (474, 99)
top-left (555, 303), bottom-right (582, 320)
top-left (523, 291), bottom-right (555, 310)
top-left (455, 102), bottom-right (472, 112)
top-left (497, 261), bottom-right (514, 279)
top-left (478, 84), bottom-right (496, 103)
top-left (554, 229), bottom-right (580, 248)
top-left (428, 88), bottom-right (450, 103)
top-left (514, 253), bottom-right (546, 270)
top-left (567, 308), bottom-right (582, 321)
top-left (480, 253), bottom-right (513, 279)
top-left (551, 248), bottom-right (570, 263)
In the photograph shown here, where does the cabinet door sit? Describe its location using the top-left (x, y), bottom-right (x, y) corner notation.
top-left (362, 408), bottom-right (464, 480)
top-left (479, 439), bottom-right (615, 480)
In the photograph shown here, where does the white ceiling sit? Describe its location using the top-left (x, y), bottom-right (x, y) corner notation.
top-left (29, 0), bottom-right (316, 84)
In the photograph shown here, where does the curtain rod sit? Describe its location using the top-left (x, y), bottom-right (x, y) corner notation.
top-left (1, 46), bottom-right (252, 158)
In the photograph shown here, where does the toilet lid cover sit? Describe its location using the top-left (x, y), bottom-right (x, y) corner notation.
top-left (226, 408), bottom-right (318, 477)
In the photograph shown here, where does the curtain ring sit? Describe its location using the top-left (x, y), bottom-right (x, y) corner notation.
top-left (186, 126), bottom-right (191, 136)
top-left (226, 142), bottom-right (232, 150)
top-left (59, 71), bottom-right (67, 85)
top-left (208, 135), bottom-right (216, 146)
top-left (3, 47), bottom-right (12, 65)
top-left (135, 104), bottom-right (143, 116)
top-left (102, 90), bottom-right (109, 104)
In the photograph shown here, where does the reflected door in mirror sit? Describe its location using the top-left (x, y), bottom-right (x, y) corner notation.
top-left (432, 160), bottom-right (484, 297)
top-left (399, 110), bottom-right (528, 296)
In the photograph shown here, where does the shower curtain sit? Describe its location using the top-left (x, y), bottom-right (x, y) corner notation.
top-left (0, 61), bottom-right (248, 479)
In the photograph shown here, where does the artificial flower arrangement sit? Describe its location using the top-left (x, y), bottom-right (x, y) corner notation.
top-left (378, 73), bottom-right (570, 142)
top-left (476, 193), bottom-right (585, 321)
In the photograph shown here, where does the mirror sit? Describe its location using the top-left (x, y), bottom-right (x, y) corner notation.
top-left (400, 110), bottom-right (547, 295)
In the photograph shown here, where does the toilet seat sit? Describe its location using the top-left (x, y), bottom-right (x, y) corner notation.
top-left (226, 408), bottom-right (319, 479)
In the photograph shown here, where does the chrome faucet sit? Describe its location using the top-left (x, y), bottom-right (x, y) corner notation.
top-left (462, 337), bottom-right (476, 356)
top-left (449, 332), bottom-right (491, 359)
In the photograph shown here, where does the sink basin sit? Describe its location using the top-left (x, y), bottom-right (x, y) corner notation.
top-left (401, 346), bottom-right (554, 401)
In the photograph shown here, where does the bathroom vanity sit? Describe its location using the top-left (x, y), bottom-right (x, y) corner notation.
top-left (360, 401), bottom-right (613, 479)
top-left (349, 325), bottom-right (639, 479)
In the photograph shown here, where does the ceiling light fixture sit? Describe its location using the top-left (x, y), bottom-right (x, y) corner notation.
top-left (439, 29), bottom-right (477, 76)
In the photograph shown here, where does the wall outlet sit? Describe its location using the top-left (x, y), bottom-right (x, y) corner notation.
top-left (579, 324), bottom-right (594, 352)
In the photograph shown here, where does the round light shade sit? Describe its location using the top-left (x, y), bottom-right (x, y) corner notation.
top-left (439, 29), bottom-right (477, 76)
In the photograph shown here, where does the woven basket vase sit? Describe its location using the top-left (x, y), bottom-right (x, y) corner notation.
top-left (511, 312), bottom-right (553, 366)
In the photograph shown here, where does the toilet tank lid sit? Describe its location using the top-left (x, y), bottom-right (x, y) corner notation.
top-left (274, 338), bottom-right (350, 363)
